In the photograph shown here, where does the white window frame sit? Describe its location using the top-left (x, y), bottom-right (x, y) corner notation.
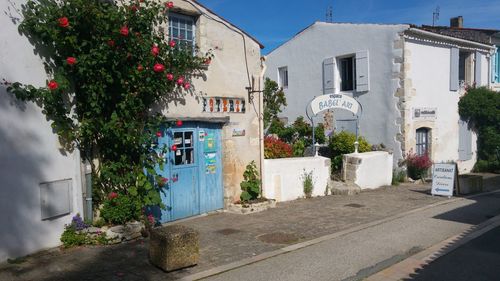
top-left (278, 66), bottom-right (288, 89)
top-left (168, 12), bottom-right (196, 52)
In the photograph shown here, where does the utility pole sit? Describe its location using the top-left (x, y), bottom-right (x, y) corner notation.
top-left (432, 6), bottom-right (440, 26)
top-left (326, 5), bottom-right (333, 23)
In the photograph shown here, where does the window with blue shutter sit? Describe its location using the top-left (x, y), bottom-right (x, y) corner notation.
top-left (323, 57), bottom-right (336, 94)
top-left (450, 47), bottom-right (459, 91)
top-left (475, 51), bottom-right (482, 85)
top-left (458, 119), bottom-right (472, 161)
top-left (355, 50), bottom-right (370, 92)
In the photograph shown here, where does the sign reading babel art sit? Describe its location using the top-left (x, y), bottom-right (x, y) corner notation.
top-left (203, 97), bottom-right (245, 113)
top-left (310, 94), bottom-right (360, 116)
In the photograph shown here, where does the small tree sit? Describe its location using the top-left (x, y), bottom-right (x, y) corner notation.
top-left (263, 78), bottom-right (287, 129)
top-left (4, 0), bottom-right (211, 211)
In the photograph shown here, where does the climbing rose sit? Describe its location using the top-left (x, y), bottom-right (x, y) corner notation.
top-left (47, 80), bottom-right (58, 90)
top-left (176, 120), bottom-right (183, 127)
top-left (151, 45), bottom-right (159, 56)
top-left (66, 57), bottom-right (77, 65)
top-left (171, 145), bottom-right (177, 151)
top-left (137, 64), bottom-right (144, 72)
top-left (153, 63), bottom-right (165, 73)
top-left (166, 73), bottom-right (174, 81)
top-left (108, 192), bottom-right (118, 200)
top-left (156, 131), bottom-right (162, 137)
top-left (58, 17), bottom-right (69, 28)
top-left (130, 5), bottom-right (138, 12)
top-left (107, 40), bottom-right (115, 47)
top-left (120, 26), bottom-right (129, 36)
top-left (166, 1), bottom-right (174, 8)
top-left (205, 58), bottom-right (211, 65)
top-left (183, 82), bottom-right (191, 90)
top-left (176, 76), bottom-right (184, 85)
top-left (169, 40), bottom-right (176, 48)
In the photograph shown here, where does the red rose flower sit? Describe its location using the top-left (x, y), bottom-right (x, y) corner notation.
top-left (162, 177), bottom-right (168, 183)
top-left (176, 76), bottom-right (184, 85)
top-left (130, 5), bottom-right (138, 12)
top-left (108, 192), bottom-right (118, 200)
top-left (171, 145), bottom-right (177, 152)
top-left (66, 57), bottom-right (77, 65)
top-left (166, 1), bottom-right (174, 8)
top-left (204, 58), bottom-right (211, 65)
top-left (151, 45), bottom-right (160, 56)
top-left (169, 40), bottom-right (176, 48)
top-left (58, 17), bottom-right (69, 28)
top-left (107, 40), bottom-right (115, 47)
top-left (120, 26), bottom-right (129, 36)
top-left (47, 80), bottom-right (58, 90)
top-left (137, 64), bottom-right (144, 72)
top-left (166, 73), bottom-right (174, 81)
top-left (156, 131), bottom-right (162, 137)
top-left (153, 63), bottom-right (165, 73)
top-left (183, 82), bottom-right (191, 90)
top-left (176, 120), bottom-right (183, 127)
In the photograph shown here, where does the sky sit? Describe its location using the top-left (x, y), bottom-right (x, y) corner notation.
top-left (197, 0), bottom-right (500, 54)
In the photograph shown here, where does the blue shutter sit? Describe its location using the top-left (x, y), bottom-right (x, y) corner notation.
top-left (323, 57), bottom-right (336, 94)
top-left (458, 119), bottom-right (472, 161)
top-left (450, 47), bottom-right (459, 91)
top-left (355, 50), bottom-right (370, 92)
top-left (475, 51), bottom-right (482, 86)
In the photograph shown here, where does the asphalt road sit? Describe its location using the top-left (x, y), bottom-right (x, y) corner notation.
top-left (202, 191), bottom-right (500, 281)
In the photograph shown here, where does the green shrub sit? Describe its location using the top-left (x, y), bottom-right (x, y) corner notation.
top-left (302, 170), bottom-right (314, 198)
top-left (292, 139), bottom-right (306, 157)
top-left (100, 193), bottom-right (141, 225)
top-left (60, 227), bottom-right (88, 248)
top-left (267, 117), bottom-right (326, 146)
top-left (329, 131), bottom-right (371, 171)
top-left (240, 161), bottom-right (261, 202)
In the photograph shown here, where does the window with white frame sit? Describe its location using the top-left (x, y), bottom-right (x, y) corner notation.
top-left (168, 13), bottom-right (196, 51)
top-left (339, 56), bottom-right (356, 91)
top-left (278, 67), bottom-right (288, 89)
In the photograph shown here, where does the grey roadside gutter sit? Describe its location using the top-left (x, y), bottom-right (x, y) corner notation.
top-left (180, 189), bottom-right (500, 281)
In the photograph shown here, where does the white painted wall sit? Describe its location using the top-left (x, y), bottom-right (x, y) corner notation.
top-left (404, 40), bottom-right (485, 173)
top-left (265, 22), bottom-right (409, 163)
top-left (343, 152), bottom-right (393, 189)
top-left (0, 0), bottom-right (83, 262)
top-left (263, 156), bottom-right (331, 202)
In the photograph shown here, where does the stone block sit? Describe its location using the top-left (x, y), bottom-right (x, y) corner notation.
top-left (149, 225), bottom-right (199, 272)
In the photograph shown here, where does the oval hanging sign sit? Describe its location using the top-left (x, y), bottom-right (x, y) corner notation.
top-left (310, 94), bottom-right (360, 116)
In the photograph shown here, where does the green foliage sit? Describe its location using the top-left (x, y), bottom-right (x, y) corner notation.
top-left (240, 161), bottom-right (261, 202)
top-left (263, 78), bottom-right (287, 129)
top-left (267, 116), bottom-right (326, 146)
top-left (100, 193), bottom-right (141, 225)
top-left (392, 169), bottom-right (406, 186)
top-left (60, 226), bottom-right (88, 248)
top-left (5, 0), bottom-right (210, 210)
top-left (459, 87), bottom-right (500, 172)
top-left (292, 139), bottom-right (306, 157)
top-left (302, 170), bottom-right (314, 198)
top-left (329, 131), bottom-right (371, 171)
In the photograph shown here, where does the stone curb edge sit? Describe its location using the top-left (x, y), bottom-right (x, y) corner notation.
top-left (180, 189), bottom-right (500, 281)
top-left (366, 212), bottom-right (500, 281)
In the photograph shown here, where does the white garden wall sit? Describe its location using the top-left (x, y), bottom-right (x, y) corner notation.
top-left (263, 156), bottom-right (331, 202)
top-left (342, 151), bottom-right (393, 189)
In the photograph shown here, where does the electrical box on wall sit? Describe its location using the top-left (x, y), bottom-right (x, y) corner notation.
top-left (40, 179), bottom-right (72, 220)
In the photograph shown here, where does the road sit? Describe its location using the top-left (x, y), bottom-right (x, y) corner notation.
top-left (201, 191), bottom-right (500, 281)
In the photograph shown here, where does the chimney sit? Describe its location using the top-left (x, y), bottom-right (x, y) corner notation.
top-left (450, 16), bottom-right (463, 28)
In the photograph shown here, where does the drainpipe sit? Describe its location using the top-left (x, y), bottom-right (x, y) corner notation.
top-left (259, 56), bottom-right (267, 196)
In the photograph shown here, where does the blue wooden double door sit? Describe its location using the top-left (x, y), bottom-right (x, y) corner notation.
top-left (156, 122), bottom-right (223, 222)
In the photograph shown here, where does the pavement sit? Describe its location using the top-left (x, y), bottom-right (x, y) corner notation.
top-left (0, 173), bottom-right (498, 281)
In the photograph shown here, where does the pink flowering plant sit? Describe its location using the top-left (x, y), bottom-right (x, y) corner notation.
top-left (5, 0), bottom-right (212, 213)
top-left (403, 149), bottom-right (432, 180)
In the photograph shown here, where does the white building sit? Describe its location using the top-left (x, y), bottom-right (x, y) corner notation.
top-left (265, 22), bottom-right (495, 172)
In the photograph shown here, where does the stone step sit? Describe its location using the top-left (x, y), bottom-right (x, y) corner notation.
top-left (329, 180), bottom-right (361, 196)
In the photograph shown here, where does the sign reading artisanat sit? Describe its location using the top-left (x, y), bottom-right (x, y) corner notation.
top-left (202, 97), bottom-right (245, 113)
top-left (310, 94), bottom-right (360, 115)
top-left (431, 163), bottom-right (458, 197)
top-left (413, 107), bottom-right (437, 120)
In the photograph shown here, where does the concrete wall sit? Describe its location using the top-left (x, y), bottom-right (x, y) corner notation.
top-left (263, 156), bottom-right (331, 202)
top-left (342, 152), bottom-right (393, 189)
top-left (165, 0), bottom-right (263, 204)
top-left (403, 39), bottom-right (489, 173)
top-left (0, 0), bottom-right (83, 261)
top-left (265, 22), bottom-right (409, 163)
